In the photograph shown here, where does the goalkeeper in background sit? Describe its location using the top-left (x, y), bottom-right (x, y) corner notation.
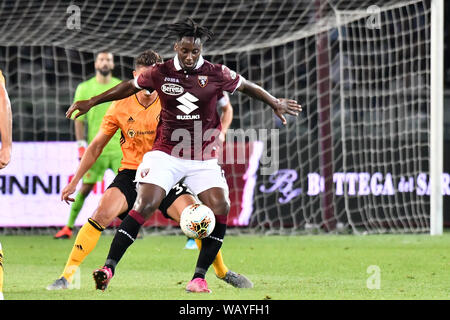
top-left (0, 69), bottom-right (12, 300)
top-left (54, 51), bottom-right (122, 239)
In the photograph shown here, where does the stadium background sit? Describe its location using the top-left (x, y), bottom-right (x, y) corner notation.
top-left (0, 0), bottom-right (448, 233)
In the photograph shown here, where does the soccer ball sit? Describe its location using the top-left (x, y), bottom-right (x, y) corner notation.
top-left (180, 204), bottom-right (215, 239)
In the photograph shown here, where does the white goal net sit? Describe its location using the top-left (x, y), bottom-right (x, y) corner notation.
top-left (0, 0), bottom-right (441, 234)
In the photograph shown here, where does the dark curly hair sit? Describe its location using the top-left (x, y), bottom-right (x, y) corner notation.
top-left (167, 17), bottom-right (213, 42)
top-left (134, 49), bottom-right (163, 69)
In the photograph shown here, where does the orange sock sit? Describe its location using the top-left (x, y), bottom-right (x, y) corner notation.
top-left (61, 219), bottom-right (103, 282)
top-left (195, 239), bottom-right (229, 278)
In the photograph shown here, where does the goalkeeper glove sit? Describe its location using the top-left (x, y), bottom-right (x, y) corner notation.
top-left (77, 140), bottom-right (87, 160)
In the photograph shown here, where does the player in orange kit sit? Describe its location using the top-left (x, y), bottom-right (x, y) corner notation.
top-left (47, 50), bottom-right (252, 291)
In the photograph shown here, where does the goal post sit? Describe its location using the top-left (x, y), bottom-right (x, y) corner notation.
top-left (430, 0), bottom-right (444, 236)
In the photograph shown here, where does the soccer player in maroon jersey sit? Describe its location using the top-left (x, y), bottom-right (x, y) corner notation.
top-left (66, 18), bottom-right (301, 293)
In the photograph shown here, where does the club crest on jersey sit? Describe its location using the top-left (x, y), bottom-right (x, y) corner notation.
top-left (161, 83), bottom-right (184, 96)
top-left (198, 75), bottom-right (208, 88)
top-left (127, 129), bottom-right (136, 138)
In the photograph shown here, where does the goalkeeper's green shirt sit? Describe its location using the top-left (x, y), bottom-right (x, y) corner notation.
top-left (72, 76), bottom-right (122, 157)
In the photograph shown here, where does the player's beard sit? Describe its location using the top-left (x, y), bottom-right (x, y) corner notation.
top-left (97, 67), bottom-right (112, 77)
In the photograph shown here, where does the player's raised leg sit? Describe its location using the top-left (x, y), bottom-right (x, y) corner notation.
top-left (47, 187), bottom-right (128, 290)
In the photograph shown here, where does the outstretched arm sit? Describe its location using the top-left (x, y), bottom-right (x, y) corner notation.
top-left (66, 80), bottom-right (139, 119)
top-left (61, 131), bottom-right (113, 203)
top-left (236, 78), bottom-right (301, 125)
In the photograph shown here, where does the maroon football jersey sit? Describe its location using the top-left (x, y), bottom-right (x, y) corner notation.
top-left (134, 55), bottom-right (242, 160)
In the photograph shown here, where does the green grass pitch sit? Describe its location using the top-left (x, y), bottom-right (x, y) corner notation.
top-left (1, 233), bottom-right (449, 300)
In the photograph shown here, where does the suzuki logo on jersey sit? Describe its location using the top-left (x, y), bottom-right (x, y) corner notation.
top-left (161, 83), bottom-right (184, 96)
top-left (176, 92), bottom-right (200, 120)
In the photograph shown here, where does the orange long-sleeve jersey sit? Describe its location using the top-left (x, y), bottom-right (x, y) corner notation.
top-left (100, 92), bottom-right (161, 171)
